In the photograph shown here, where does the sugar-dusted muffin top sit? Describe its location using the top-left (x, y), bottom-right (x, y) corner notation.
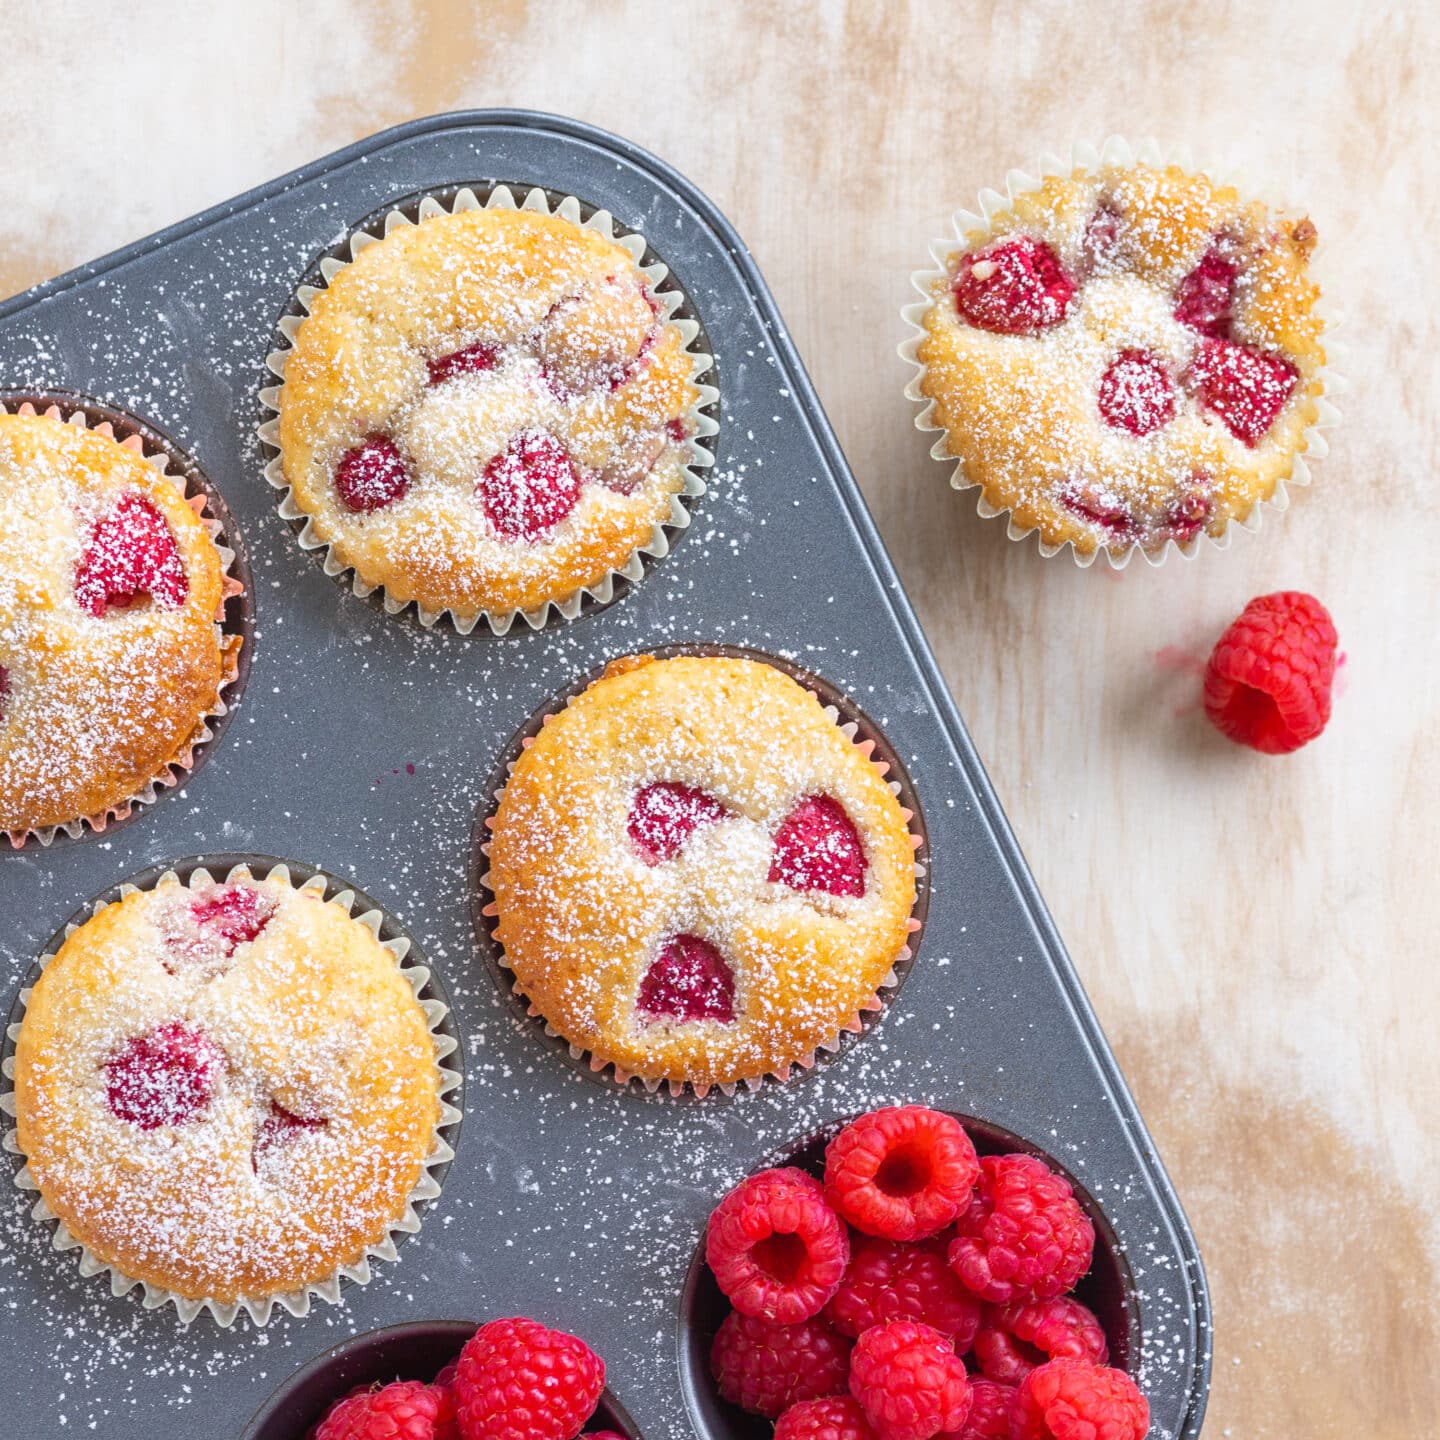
top-left (915, 163), bottom-right (1325, 558)
top-left (13, 872), bottom-right (443, 1305)
top-left (0, 412), bottom-right (228, 836)
top-left (276, 204), bottom-right (703, 620)
top-left (486, 654), bottom-right (919, 1091)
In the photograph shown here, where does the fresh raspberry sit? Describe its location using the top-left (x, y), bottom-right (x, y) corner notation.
top-left (706, 1167), bottom-right (851, 1323)
top-left (825, 1238), bottom-right (981, 1348)
top-left (251, 1101), bottom-right (328, 1175)
top-left (849, 1320), bottom-right (971, 1440)
top-left (315, 1381), bottom-right (442, 1440)
top-left (334, 434), bottom-right (412, 512)
top-left (579, 1434), bottom-right (626, 1440)
top-left (1189, 336), bottom-right (1297, 445)
top-left (104, 1022), bottom-right (224, 1130)
top-left (825, 1106), bottom-right (980, 1242)
top-left (938, 1377), bottom-right (1014, 1440)
top-left (430, 1378), bottom-right (461, 1440)
top-left (451, 1317), bottom-right (604, 1440)
top-left (1173, 244), bottom-right (1238, 338)
top-left (947, 1155), bottom-right (1094, 1305)
top-left (1009, 1360), bottom-right (1148, 1440)
top-left (73, 491), bottom-right (189, 616)
top-left (1202, 591), bottom-right (1338, 754)
top-left (628, 781), bottom-right (727, 864)
top-left (428, 341), bottom-right (500, 385)
top-left (1096, 350), bottom-right (1175, 436)
top-left (710, 1311), bottom-right (852, 1418)
top-left (952, 237), bottom-right (1075, 336)
top-left (190, 883), bottom-right (275, 955)
top-left (775, 1395), bottom-right (879, 1440)
top-left (479, 429), bottom-right (582, 541)
top-left (769, 795), bottom-right (868, 898)
top-left (637, 933), bottom-right (735, 1023)
top-left (971, 1297), bottom-right (1107, 1386)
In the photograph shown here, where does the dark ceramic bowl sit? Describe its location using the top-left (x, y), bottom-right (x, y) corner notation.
top-left (240, 1320), bottom-right (642, 1439)
top-left (677, 1111), bottom-right (1140, 1439)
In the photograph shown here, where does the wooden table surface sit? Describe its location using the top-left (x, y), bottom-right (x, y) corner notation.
top-left (3, 3), bottom-right (1435, 1434)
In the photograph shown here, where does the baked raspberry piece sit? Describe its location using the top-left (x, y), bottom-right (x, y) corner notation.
top-left (1096, 350), bottom-right (1175, 436)
top-left (251, 1100), bottom-right (328, 1174)
top-left (938, 1376), bottom-right (1014, 1440)
top-left (775, 1395), bottom-right (879, 1440)
top-left (952, 237), bottom-right (1076, 335)
top-left (971, 1297), bottom-right (1107, 1385)
top-left (1079, 202), bottom-right (1123, 272)
top-left (1189, 336), bottom-right (1297, 445)
top-left (849, 1320), bottom-right (971, 1440)
top-left (627, 780), bottom-right (727, 864)
top-left (74, 490), bottom-right (189, 616)
top-left (826, 1237), bottom-right (981, 1348)
top-left (637, 933), bottom-right (735, 1024)
top-left (315, 1380), bottom-right (443, 1440)
top-left (1009, 1360), bottom-right (1148, 1440)
top-left (706, 1166), bottom-right (850, 1322)
top-left (334, 434), bottom-right (412, 512)
top-left (711, 1311), bottom-right (852, 1418)
top-left (947, 1155), bottom-right (1094, 1305)
top-left (190, 883), bottom-right (275, 956)
top-left (452, 1317), bottom-right (604, 1440)
top-left (1203, 591), bottom-right (1338, 754)
top-left (0, 663), bottom-right (9, 722)
top-left (825, 1106), bottom-right (980, 1242)
top-left (479, 429), bottom-right (582, 542)
top-left (428, 341), bottom-right (500, 385)
top-left (769, 795), bottom-right (868, 898)
top-left (104, 1021), bottom-right (224, 1130)
top-left (1173, 244), bottom-right (1238, 338)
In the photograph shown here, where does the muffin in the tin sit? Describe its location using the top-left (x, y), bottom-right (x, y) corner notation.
top-left (0, 411), bottom-right (231, 839)
top-left (912, 159), bottom-right (1326, 560)
top-left (12, 871), bottom-right (443, 1310)
top-left (485, 654), bottom-right (918, 1091)
top-left (275, 203), bottom-right (702, 623)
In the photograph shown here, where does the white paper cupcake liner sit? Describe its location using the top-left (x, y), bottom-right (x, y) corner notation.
top-left (0, 859), bottom-right (463, 1327)
top-left (899, 136), bottom-right (1347, 569)
top-left (0, 394), bottom-right (249, 848)
top-left (257, 183), bottom-right (720, 634)
top-left (472, 652), bottom-right (927, 1099)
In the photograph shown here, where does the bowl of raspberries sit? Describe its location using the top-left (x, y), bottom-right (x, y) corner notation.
top-left (681, 1104), bottom-right (1149, 1440)
top-left (241, 1316), bottom-right (639, 1440)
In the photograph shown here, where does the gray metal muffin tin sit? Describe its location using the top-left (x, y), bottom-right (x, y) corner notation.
top-left (0, 112), bottom-right (1210, 1438)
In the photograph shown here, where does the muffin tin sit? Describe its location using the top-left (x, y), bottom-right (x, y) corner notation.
top-left (0, 112), bottom-right (1209, 1437)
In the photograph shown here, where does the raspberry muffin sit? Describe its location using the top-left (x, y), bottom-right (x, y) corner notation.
top-left (11, 867), bottom-right (445, 1319)
top-left (270, 194), bottom-right (707, 628)
top-left (907, 150), bottom-right (1328, 562)
top-left (0, 409), bottom-right (236, 840)
top-left (484, 654), bottom-right (919, 1091)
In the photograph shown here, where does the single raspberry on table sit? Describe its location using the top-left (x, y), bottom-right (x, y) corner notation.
top-left (937, 1376), bottom-right (1015, 1439)
top-left (775, 1394), bottom-right (879, 1440)
top-left (951, 237), bottom-right (1076, 335)
top-left (74, 490), bottom-right (189, 615)
top-left (479, 428), bottom-right (582, 541)
top-left (104, 1021), bottom-right (224, 1130)
top-left (1009, 1359), bottom-right (1149, 1440)
top-left (334, 434), bottom-right (412, 512)
top-left (706, 1166), bottom-right (850, 1322)
top-left (947, 1154), bottom-right (1094, 1305)
top-left (1188, 336), bottom-right (1297, 445)
top-left (825, 1106), bottom-right (980, 1242)
top-left (1203, 591), bottom-right (1338, 754)
top-left (971, 1296), bottom-right (1107, 1385)
top-left (314, 1381), bottom-right (443, 1440)
top-left (768, 794), bottom-right (868, 897)
top-left (710, 1310), bottom-right (852, 1418)
top-left (825, 1237), bottom-right (981, 1350)
top-left (849, 1319), bottom-right (971, 1440)
top-left (451, 1317), bottom-right (604, 1440)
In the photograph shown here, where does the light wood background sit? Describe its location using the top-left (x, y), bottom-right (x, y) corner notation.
top-left (3, 2), bottom-right (1435, 1434)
